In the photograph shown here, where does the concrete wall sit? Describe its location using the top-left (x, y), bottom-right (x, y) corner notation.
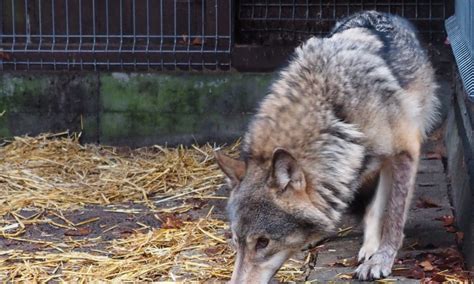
top-left (0, 73), bottom-right (274, 147)
top-left (445, 71), bottom-right (474, 271)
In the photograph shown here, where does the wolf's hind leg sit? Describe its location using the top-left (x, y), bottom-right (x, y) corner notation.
top-left (356, 150), bottom-right (419, 280)
top-left (358, 164), bottom-right (392, 262)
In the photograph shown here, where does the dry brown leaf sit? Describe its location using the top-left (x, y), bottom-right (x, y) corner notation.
top-left (192, 37), bottom-right (203, 45)
top-left (0, 51), bottom-right (11, 60)
top-left (419, 260), bottom-right (434, 272)
top-left (160, 214), bottom-right (185, 229)
top-left (435, 215), bottom-right (455, 227)
top-left (416, 197), bottom-right (440, 208)
top-left (410, 267), bottom-right (426, 279)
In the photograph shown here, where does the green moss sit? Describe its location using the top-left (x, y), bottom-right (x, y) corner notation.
top-left (0, 76), bottom-right (49, 112)
top-left (100, 73), bottom-right (274, 116)
top-left (0, 114), bottom-right (10, 139)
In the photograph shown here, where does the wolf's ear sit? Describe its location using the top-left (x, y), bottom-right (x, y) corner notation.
top-left (271, 148), bottom-right (306, 192)
top-left (214, 151), bottom-right (246, 188)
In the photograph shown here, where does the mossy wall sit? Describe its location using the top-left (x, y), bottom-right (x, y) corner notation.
top-left (0, 73), bottom-right (274, 146)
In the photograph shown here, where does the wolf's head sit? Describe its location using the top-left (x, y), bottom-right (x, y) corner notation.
top-left (215, 148), bottom-right (331, 284)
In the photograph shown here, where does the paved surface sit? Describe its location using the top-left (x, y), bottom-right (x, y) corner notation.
top-left (303, 153), bottom-right (459, 283)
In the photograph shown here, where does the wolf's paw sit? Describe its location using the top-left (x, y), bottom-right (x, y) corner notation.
top-left (355, 250), bottom-right (395, 280)
top-left (357, 239), bottom-right (380, 262)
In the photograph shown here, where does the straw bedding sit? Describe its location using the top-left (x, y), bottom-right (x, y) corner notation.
top-left (0, 133), bottom-right (311, 282)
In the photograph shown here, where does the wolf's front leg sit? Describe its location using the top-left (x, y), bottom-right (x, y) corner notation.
top-left (358, 164), bottom-right (392, 262)
top-left (356, 151), bottom-right (419, 280)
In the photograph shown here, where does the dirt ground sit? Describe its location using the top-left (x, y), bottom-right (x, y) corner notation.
top-left (0, 127), bottom-right (471, 283)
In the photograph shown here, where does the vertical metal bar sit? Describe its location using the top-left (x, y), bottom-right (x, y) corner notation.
top-left (38, 0), bottom-right (43, 68)
top-left (319, 0), bottom-right (322, 22)
top-left (346, 0), bottom-right (349, 17)
top-left (306, 0), bottom-right (309, 20)
top-left (24, 0), bottom-right (31, 70)
top-left (187, 0), bottom-right (191, 70)
top-left (146, 0), bottom-right (150, 70)
top-left (0, 0), bottom-right (4, 70)
top-left (401, 0), bottom-right (404, 17)
top-left (51, 0), bottom-right (56, 70)
top-left (11, 0), bottom-right (16, 52)
top-left (65, 0), bottom-right (69, 54)
top-left (92, 0), bottom-right (96, 71)
top-left (429, 0), bottom-right (433, 40)
top-left (12, 0), bottom-right (17, 70)
top-left (201, 0), bottom-right (204, 70)
top-left (173, 0), bottom-right (177, 69)
top-left (105, 0), bottom-right (109, 70)
top-left (214, 0), bottom-right (218, 69)
top-left (278, 0), bottom-right (282, 41)
top-left (160, 0), bottom-right (163, 70)
top-left (132, 0), bottom-right (136, 70)
top-left (119, 0), bottom-right (123, 70)
top-left (79, 0), bottom-right (83, 70)
top-left (24, 0), bottom-right (30, 51)
top-left (292, 0), bottom-right (296, 40)
top-left (228, 0), bottom-right (232, 56)
top-left (415, 0), bottom-right (419, 19)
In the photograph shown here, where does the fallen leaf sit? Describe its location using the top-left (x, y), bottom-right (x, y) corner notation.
top-left (329, 257), bottom-right (358, 267)
top-left (410, 267), bottom-right (425, 279)
top-left (204, 245), bottom-right (225, 256)
top-left (192, 37), bottom-right (203, 45)
top-left (64, 227), bottom-right (91, 236)
top-left (435, 215), bottom-right (454, 226)
top-left (416, 197), bottom-right (440, 208)
top-left (419, 260), bottom-right (434, 272)
top-left (0, 51), bottom-right (11, 60)
top-left (160, 214), bottom-right (184, 229)
top-left (430, 273), bottom-right (447, 282)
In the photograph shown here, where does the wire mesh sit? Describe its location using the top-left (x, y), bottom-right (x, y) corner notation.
top-left (0, 0), bottom-right (232, 71)
top-left (237, 0), bottom-right (452, 45)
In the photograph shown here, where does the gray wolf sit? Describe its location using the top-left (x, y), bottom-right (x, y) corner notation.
top-left (215, 11), bottom-right (439, 282)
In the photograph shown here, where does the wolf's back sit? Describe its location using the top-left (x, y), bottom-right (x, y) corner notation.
top-left (329, 11), bottom-right (439, 136)
top-left (329, 11), bottom-right (429, 89)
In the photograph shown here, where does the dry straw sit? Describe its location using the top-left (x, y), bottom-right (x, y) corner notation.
top-left (0, 132), bottom-right (310, 282)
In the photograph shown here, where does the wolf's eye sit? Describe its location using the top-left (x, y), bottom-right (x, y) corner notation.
top-left (255, 237), bottom-right (270, 250)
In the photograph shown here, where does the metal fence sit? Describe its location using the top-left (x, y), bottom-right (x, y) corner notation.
top-left (0, 0), bottom-right (232, 71)
top-left (1, 0), bottom-right (454, 71)
top-left (237, 0), bottom-right (452, 45)
top-left (446, 0), bottom-right (474, 101)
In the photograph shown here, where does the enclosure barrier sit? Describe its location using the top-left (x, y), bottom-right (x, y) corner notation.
top-left (237, 0), bottom-right (450, 44)
top-left (1, 1), bottom-right (453, 71)
top-left (0, 0), bottom-right (232, 71)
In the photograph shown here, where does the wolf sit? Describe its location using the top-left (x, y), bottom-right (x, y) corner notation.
top-left (215, 11), bottom-right (439, 282)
